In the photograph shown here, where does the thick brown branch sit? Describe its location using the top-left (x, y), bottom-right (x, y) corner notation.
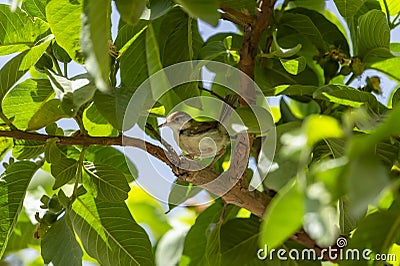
top-left (219, 4), bottom-right (254, 25)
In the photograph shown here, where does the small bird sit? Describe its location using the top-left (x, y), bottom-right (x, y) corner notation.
top-left (160, 112), bottom-right (229, 160)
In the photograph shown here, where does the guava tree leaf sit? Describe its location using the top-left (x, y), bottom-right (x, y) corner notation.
top-left (67, 190), bottom-right (154, 265)
top-left (0, 37), bottom-right (51, 102)
top-left (46, 0), bottom-right (84, 63)
top-left (27, 99), bottom-right (70, 130)
top-left (41, 216), bottom-right (83, 266)
top-left (21, 0), bottom-right (47, 21)
top-left (333, 0), bottom-right (365, 17)
top-left (12, 140), bottom-right (46, 159)
top-left (0, 161), bottom-right (38, 257)
top-left (357, 10), bottom-right (390, 58)
top-left (115, 0), bottom-right (146, 25)
top-left (220, 217), bottom-right (261, 265)
top-left (2, 79), bottom-right (54, 130)
top-left (0, 4), bottom-right (49, 55)
top-left (83, 162), bottom-right (130, 202)
top-left (81, 0), bottom-right (111, 92)
top-left (260, 181), bottom-right (303, 249)
top-left (173, 0), bottom-right (219, 26)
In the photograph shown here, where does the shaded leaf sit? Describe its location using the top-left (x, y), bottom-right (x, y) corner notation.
top-left (83, 162), bottom-right (130, 202)
top-left (173, 0), bottom-right (219, 26)
top-left (28, 99), bottom-right (70, 130)
top-left (0, 4), bottom-right (49, 55)
top-left (2, 79), bottom-right (54, 130)
top-left (41, 216), bottom-right (83, 266)
top-left (81, 0), bottom-right (111, 92)
top-left (68, 190), bottom-right (154, 265)
top-left (46, 0), bottom-right (84, 63)
top-left (115, 0), bottom-right (146, 25)
top-left (12, 139), bottom-right (45, 159)
top-left (333, 0), bottom-right (365, 17)
top-left (0, 161), bottom-right (38, 257)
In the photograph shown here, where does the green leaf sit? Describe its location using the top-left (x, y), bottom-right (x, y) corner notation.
top-left (115, 0), bottom-right (146, 25)
top-left (368, 56), bottom-right (400, 82)
top-left (182, 202), bottom-right (239, 264)
top-left (168, 181), bottom-right (202, 211)
top-left (302, 115), bottom-right (344, 147)
top-left (290, 0), bottom-right (326, 11)
top-left (313, 84), bottom-right (386, 113)
top-left (2, 79), bottom-right (54, 130)
top-left (0, 161), bottom-right (38, 257)
top-left (333, 0), bottom-right (366, 17)
top-left (229, 105), bottom-right (274, 135)
top-left (345, 154), bottom-right (390, 215)
top-left (173, 0), bottom-right (219, 26)
top-left (264, 122), bottom-right (301, 191)
top-left (0, 138), bottom-right (13, 162)
top-left (158, 7), bottom-right (203, 66)
top-left (0, 4), bottom-right (49, 55)
top-left (118, 21), bottom-right (149, 88)
top-left (83, 104), bottom-right (118, 136)
top-left (83, 162), bottom-right (130, 202)
top-left (22, 0), bottom-right (47, 21)
top-left (145, 23), bottom-right (180, 112)
top-left (378, 0), bottom-right (400, 16)
top-left (280, 56), bottom-right (307, 75)
top-left (12, 139), bottom-right (45, 159)
top-left (27, 99), bottom-right (69, 130)
top-left (288, 8), bottom-right (350, 56)
top-left (205, 222), bottom-right (222, 265)
top-left (344, 210), bottom-right (400, 264)
top-left (41, 216), bottom-right (83, 266)
top-left (85, 146), bottom-right (137, 182)
top-left (93, 88), bottom-right (132, 130)
top-left (51, 157), bottom-right (78, 189)
top-left (220, 217), bottom-right (260, 265)
top-left (148, 0), bottom-right (174, 20)
top-left (0, 38), bottom-right (51, 102)
top-left (260, 181), bottom-right (303, 249)
top-left (357, 10), bottom-right (390, 58)
top-left (81, 0), bottom-right (111, 92)
top-left (45, 71), bottom-right (97, 116)
top-left (126, 186), bottom-right (172, 241)
top-left (68, 190), bottom-right (154, 265)
top-left (46, 0), bottom-right (84, 63)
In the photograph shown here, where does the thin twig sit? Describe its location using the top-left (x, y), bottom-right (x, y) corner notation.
top-left (219, 4), bottom-right (254, 25)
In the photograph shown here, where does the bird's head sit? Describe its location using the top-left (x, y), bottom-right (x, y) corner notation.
top-left (159, 112), bottom-right (192, 131)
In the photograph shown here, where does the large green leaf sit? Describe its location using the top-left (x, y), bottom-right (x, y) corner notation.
top-left (173, 0), bottom-right (219, 26)
top-left (2, 79), bottom-right (53, 130)
top-left (357, 10), bottom-right (390, 58)
top-left (115, 0), bottom-right (146, 25)
top-left (0, 161), bottom-right (38, 257)
top-left (83, 104), bottom-right (118, 137)
top-left (145, 23), bottom-right (180, 112)
top-left (0, 4), bottom-right (49, 55)
top-left (342, 209), bottom-right (400, 265)
top-left (41, 216), bottom-right (83, 266)
top-left (85, 146), bottom-right (136, 182)
top-left (220, 217), bottom-right (260, 265)
top-left (68, 190), bottom-right (154, 265)
top-left (81, 0), bottom-right (111, 92)
top-left (93, 88), bottom-right (132, 130)
top-left (287, 8), bottom-right (350, 56)
top-left (51, 157), bottom-right (78, 189)
top-left (118, 20), bottom-right (149, 89)
top-left (45, 71), bottom-right (97, 116)
top-left (333, 0), bottom-right (365, 17)
top-left (181, 201), bottom-right (239, 265)
top-left (12, 139), bottom-right (46, 159)
top-left (46, 0), bottom-right (84, 63)
top-left (260, 181), bottom-right (303, 249)
top-left (21, 0), bottom-right (47, 21)
top-left (83, 162), bottom-right (130, 202)
top-left (313, 84), bottom-right (386, 113)
top-left (158, 7), bottom-right (203, 66)
top-left (378, 0), bottom-right (400, 15)
top-left (27, 99), bottom-right (70, 130)
top-left (0, 38), bottom-right (51, 103)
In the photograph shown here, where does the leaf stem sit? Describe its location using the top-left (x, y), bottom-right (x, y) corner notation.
top-left (0, 110), bottom-right (17, 130)
top-left (63, 62), bottom-right (68, 78)
top-left (70, 146), bottom-right (87, 202)
top-left (383, 0), bottom-right (391, 28)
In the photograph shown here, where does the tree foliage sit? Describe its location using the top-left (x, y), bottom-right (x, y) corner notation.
top-left (0, 0), bottom-right (400, 265)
